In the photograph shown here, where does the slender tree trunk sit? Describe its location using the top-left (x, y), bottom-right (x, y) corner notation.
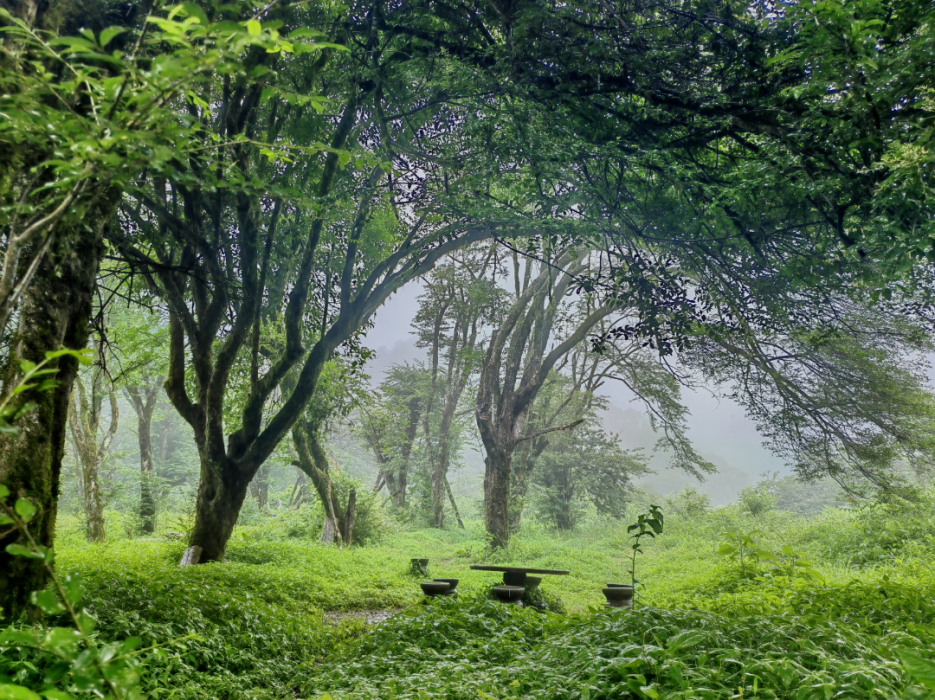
top-left (431, 464), bottom-right (446, 528)
top-left (125, 380), bottom-right (160, 534)
top-left (83, 463), bottom-right (105, 542)
top-left (396, 398), bottom-right (420, 507)
top-left (250, 463), bottom-right (270, 510)
top-left (444, 475), bottom-right (464, 529)
top-left (342, 488), bottom-right (356, 546)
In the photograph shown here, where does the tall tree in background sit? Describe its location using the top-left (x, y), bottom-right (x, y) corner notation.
top-left (67, 354), bottom-right (118, 543)
top-left (476, 247), bottom-right (624, 548)
top-left (111, 305), bottom-right (168, 534)
top-left (361, 364), bottom-right (424, 508)
top-left (291, 360), bottom-right (367, 545)
top-left (414, 247), bottom-right (504, 528)
top-left (123, 377), bottom-right (162, 533)
top-left (533, 422), bottom-right (648, 530)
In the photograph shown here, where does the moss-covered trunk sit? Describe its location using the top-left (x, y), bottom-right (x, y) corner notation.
top-left (0, 203), bottom-right (110, 617)
top-left (483, 449), bottom-right (513, 549)
top-left (187, 452), bottom-right (250, 562)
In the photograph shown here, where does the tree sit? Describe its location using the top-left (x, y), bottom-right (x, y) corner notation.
top-left (532, 422), bottom-right (648, 530)
top-left (110, 303), bottom-right (168, 534)
top-left (361, 364), bottom-right (425, 508)
top-left (291, 360), bottom-right (367, 545)
top-left (413, 247), bottom-right (503, 528)
top-left (685, 303), bottom-right (935, 496)
top-left (116, 2), bottom-right (512, 562)
top-left (0, 1), bottom-right (296, 613)
top-left (123, 377), bottom-right (162, 533)
top-left (67, 353), bottom-right (119, 543)
top-left (476, 247), bottom-right (623, 547)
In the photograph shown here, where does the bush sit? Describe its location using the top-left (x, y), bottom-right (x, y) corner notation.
top-left (664, 487), bottom-right (711, 519)
top-left (738, 486), bottom-right (776, 516)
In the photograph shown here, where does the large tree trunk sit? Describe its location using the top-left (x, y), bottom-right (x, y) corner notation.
top-left (0, 203), bottom-right (110, 615)
top-left (483, 449), bottom-right (513, 549)
top-left (187, 453), bottom-right (250, 562)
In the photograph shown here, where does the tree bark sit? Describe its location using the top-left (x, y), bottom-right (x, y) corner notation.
top-left (483, 449), bottom-right (513, 549)
top-left (342, 488), bottom-right (356, 546)
top-left (396, 397), bottom-right (420, 508)
top-left (124, 377), bottom-right (161, 534)
top-left (249, 462), bottom-right (270, 510)
top-left (0, 179), bottom-right (116, 614)
top-left (186, 452), bottom-right (250, 563)
top-left (69, 367), bottom-right (119, 543)
top-left (292, 421), bottom-right (344, 546)
top-left (444, 475), bottom-right (465, 529)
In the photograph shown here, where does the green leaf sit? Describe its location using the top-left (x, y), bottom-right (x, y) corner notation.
top-left (18, 360), bottom-right (36, 374)
top-left (0, 484), bottom-right (9, 500)
top-left (898, 649), bottom-right (935, 689)
top-left (61, 573), bottom-right (84, 606)
top-left (717, 544), bottom-right (737, 556)
top-left (179, 2), bottom-right (208, 25)
top-left (44, 349), bottom-right (93, 366)
top-left (48, 37), bottom-right (96, 51)
top-left (41, 690), bottom-right (71, 700)
top-left (245, 19), bottom-right (261, 36)
top-left (30, 589), bottom-right (66, 616)
top-left (0, 684), bottom-right (42, 700)
top-left (5, 544), bottom-right (43, 559)
top-left (667, 630), bottom-right (706, 650)
top-left (99, 26), bottom-right (125, 48)
top-left (14, 498), bottom-right (37, 523)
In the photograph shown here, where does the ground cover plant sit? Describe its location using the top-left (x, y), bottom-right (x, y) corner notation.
top-left (4, 494), bottom-right (935, 699)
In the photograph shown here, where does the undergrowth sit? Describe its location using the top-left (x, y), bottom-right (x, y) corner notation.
top-left (2, 498), bottom-right (934, 699)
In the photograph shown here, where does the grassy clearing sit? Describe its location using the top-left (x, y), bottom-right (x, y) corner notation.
top-left (6, 500), bottom-right (935, 699)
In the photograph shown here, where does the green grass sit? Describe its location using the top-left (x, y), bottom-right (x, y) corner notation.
top-left (5, 500), bottom-right (935, 699)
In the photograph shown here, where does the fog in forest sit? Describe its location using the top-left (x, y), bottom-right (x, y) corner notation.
top-left (365, 282), bottom-right (789, 508)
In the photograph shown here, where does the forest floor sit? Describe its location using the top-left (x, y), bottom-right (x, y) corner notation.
top-left (33, 498), bottom-right (935, 698)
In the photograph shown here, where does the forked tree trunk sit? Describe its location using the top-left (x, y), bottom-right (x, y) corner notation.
top-left (292, 421), bottom-right (345, 546)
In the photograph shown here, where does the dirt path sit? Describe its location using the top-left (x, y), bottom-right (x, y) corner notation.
top-left (323, 608), bottom-right (403, 626)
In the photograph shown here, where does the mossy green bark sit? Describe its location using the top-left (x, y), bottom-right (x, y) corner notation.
top-left (0, 201), bottom-right (111, 619)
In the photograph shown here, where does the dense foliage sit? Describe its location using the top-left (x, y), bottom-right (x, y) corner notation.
top-left (4, 492), bottom-right (935, 698)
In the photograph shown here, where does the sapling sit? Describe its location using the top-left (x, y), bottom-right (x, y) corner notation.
top-left (627, 505), bottom-right (664, 606)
